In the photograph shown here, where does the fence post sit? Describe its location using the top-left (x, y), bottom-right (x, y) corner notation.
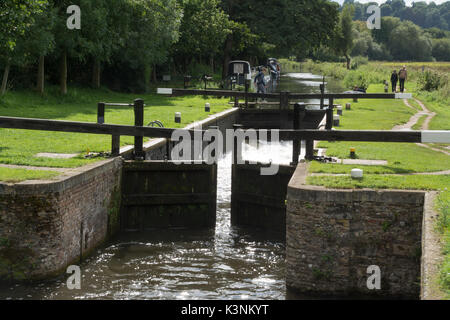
top-left (133, 98), bottom-right (145, 160)
top-left (97, 102), bottom-right (105, 124)
top-left (292, 103), bottom-right (305, 165)
top-left (305, 140), bottom-right (314, 161)
top-left (234, 96), bottom-right (239, 108)
top-left (280, 91), bottom-right (290, 110)
top-left (245, 80), bottom-right (249, 108)
top-left (165, 139), bottom-right (171, 161)
top-left (326, 98), bottom-right (334, 130)
top-left (320, 83), bottom-right (325, 110)
top-left (111, 134), bottom-right (120, 157)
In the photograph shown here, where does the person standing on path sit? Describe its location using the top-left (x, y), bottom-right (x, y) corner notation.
top-left (254, 67), bottom-right (267, 94)
top-left (390, 70), bottom-right (398, 93)
top-left (398, 66), bottom-right (407, 93)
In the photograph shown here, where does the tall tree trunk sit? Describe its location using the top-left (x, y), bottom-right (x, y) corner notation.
top-left (345, 54), bottom-right (351, 70)
top-left (210, 55), bottom-right (214, 74)
top-left (60, 50), bottom-right (67, 95)
top-left (222, 34), bottom-right (233, 79)
top-left (152, 65), bottom-right (157, 83)
top-left (1, 62), bottom-right (11, 96)
top-left (37, 55), bottom-right (45, 94)
top-left (92, 59), bottom-right (101, 89)
top-left (144, 64), bottom-right (151, 92)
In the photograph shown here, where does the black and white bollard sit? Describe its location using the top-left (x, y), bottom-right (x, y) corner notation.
top-left (205, 103), bottom-right (210, 112)
top-left (333, 115), bottom-right (340, 127)
top-left (337, 106), bottom-right (343, 116)
top-left (346, 103), bottom-right (351, 110)
top-left (175, 112), bottom-right (181, 124)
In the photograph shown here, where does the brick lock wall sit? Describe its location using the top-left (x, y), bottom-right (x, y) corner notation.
top-left (286, 183), bottom-right (424, 299)
top-left (0, 158), bottom-right (122, 281)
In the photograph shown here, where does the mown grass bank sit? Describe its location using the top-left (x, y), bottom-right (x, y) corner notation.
top-left (308, 83), bottom-right (449, 178)
top-left (0, 167), bottom-right (60, 183)
top-left (0, 86), bottom-right (232, 181)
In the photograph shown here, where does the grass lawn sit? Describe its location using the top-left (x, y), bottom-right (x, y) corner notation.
top-left (306, 79), bottom-right (449, 250)
top-left (307, 174), bottom-right (449, 191)
top-left (310, 142), bottom-right (450, 174)
top-left (311, 83), bottom-right (450, 178)
top-left (0, 86), bottom-right (232, 171)
top-left (0, 167), bottom-right (60, 183)
top-left (416, 92), bottom-right (450, 131)
top-left (412, 115), bottom-right (427, 130)
top-left (407, 98), bottom-right (423, 112)
top-left (333, 84), bottom-right (416, 131)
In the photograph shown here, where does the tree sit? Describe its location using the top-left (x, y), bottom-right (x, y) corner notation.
top-left (282, 0), bottom-right (340, 56)
top-left (376, 0), bottom-right (449, 31)
top-left (334, 4), bottom-right (354, 70)
top-left (368, 42), bottom-right (393, 61)
top-left (75, 0), bottom-right (112, 89)
top-left (391, 0), bottom-right (406, 14)
top-left (380, 3), bottom-right (393, 17)
top-left (0, 0), bottom-right (48, 95)
top-left (51, 0), bottom-right (83, 95)
top-left (117, 0), bottom-right (182, 91)
top-left (388, 21), bottom-right (433, 61)
top-left (172, 0), bottom-right (230, 73)
top-left (425, 27), bottom-right (448, 40)
top-left (372, 16), bottom-right (401, 45)
top-left (220, 0), bottom-right (339, 77)
top-left (16, 5), bottom-right (57, 94)
top-left (432, 38), bottom-right (450, 62)
top-left (351, 28), bottom-right (372, 57)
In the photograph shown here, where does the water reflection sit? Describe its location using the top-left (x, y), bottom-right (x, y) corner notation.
top-left (278, 73), bottom-right (343, 94)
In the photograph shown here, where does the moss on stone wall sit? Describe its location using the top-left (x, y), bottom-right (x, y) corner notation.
top-left (0, 243), bottom-right (36, 282)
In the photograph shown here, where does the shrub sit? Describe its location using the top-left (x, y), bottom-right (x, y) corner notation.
top-left (418, 70), bottom-right (448, 92)
top-left (343, 70), bottom-right (369, 90)
top-left (350, 56), bottom-right (369, 70)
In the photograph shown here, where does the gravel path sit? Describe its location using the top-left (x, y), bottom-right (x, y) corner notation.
top-left (393, 98), bottom-right (436, 131)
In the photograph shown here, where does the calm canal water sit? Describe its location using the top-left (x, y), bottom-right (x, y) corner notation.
top-left (0, 73), bottom-right (342, 300)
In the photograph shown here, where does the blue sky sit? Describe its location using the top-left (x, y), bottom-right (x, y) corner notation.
top-left (332, 0), bottom-right (449, 5)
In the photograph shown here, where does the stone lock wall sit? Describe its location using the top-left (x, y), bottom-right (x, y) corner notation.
top-left (0, 158), bottom-right (122, 281)
top-left (286, 165), bottom-right (424, 299)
